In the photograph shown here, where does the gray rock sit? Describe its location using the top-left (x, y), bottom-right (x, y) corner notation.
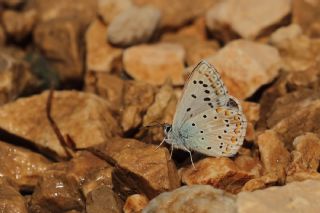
top-left (108, 6), bottom-right (161, 47)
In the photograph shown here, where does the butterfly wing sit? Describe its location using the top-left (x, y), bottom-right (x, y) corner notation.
top-left (180, 97), bottom-right (247, 156)
top-left (172, 60), bottom-right (229, 130)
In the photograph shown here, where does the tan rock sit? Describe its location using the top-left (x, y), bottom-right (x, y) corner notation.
top-left (205, 39), bottom-right (281, 99)
top-left (206, 0), bottom-right (291, 40)
top-left (108, 6), bottom-right (161, 47)
top-left (0, 48), bottom-right (38, 105)
top-left (0, 24), bottom-right (6, 45)
top-left (133, 0), bottom-right (219, 28)
top-left (0, 141), bottom-right (50, 191)
top-left (269, 24), bottom-right (303, 48)
top-left (2, 9), bottom-right (37, 41)
top-left (98, 0), bottom-right (133, 24)
top-left (0, 91), bottom-right (120, 160)
top-left (257, 130), bottom-right (290, 183)
top-left (237, 180), bottom-right (320, 213)
top-left (242, 101), bottom-right (260, 141)
top-left (242, 173), bottom-right (279, 192)
top-left (272, 100), bottom-right (320, 148)
top-left (292, 0), bottom-right (320, 38)
top-left (143, 185), bottom-right (237, 213)
top-left (123, 194), bottom-right (149, 213)
top-left (91, 138), bottom-right (180, 199)
top-left (86, 186), bottom-right (122, 213)
top-left (181, 157), bottom-right (254, 193)
top-left (30, 171), bottom-right (84, 212)
top-left (86, 19), bottom-right (123, 73)
top-left (234, 155), bottom-right (262, 178)
top-left (0, 183), bottom-right (28, 213)
top-left (123, 43), bottom-right (186, 85)
top-left (1, 0), bottom-right (25, 7)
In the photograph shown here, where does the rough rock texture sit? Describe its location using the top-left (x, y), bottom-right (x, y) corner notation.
top-left (242, 102), bottom-right (260, 141)
top-left (108, 6), bottom-right (161, 47)
top-left (0, 48), bottom-right (37, 105)
top-left (181, 157), bottom-right (254, 193)
top-left (29, 171), bottom-right (85, 212)
top-left (86, 19), bottom-right (123, 73)
top-left (143, 185), bottom-right (237, 213)
top-left (237, 180), bottom-right (320, 213)
top-left (234, 155), bottom-right (262, 178)
top-left (86, 186), bottom-right (122, 213)
top-left (133, 0), bottom-right (219, 28)
top-left (206, 0), bottom-right (291, 40)
top-left (257, 130), bottom-right (290, 183)
top-left (2, 9), bottom-right (37, 41)
top-left (91, 138), bottom-right (180, 199)
top-left (98, 0), bottom-right (133, 24)
top-left (292, 0), bottom-right (320, 38)
top-left (123, 194), bottom-right (149, 213)
top-left (0, 183), bottom-right (28, 213)
top-left (206, 39), bottom-right (281, 99)
top-left (123, 43), bottom-right (186, 85)
top-left (0, 25), bottom-right (6, 45)
top-left (0, 141), bottom-right (50, 191)
top-left (0, 91), bottom-right (120, 160)
top-left (1, 0), bottom-right (25, 7)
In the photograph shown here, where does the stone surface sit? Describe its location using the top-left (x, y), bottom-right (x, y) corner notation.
top-left (123, 43), bottom-right (186, 85)
top-left (123, 194), bottom-right (149, 213)
top-left (0, 141), bottom-right (50, 191)
top-left (98, 0), bottom-right (133, 24)
top-left (242, 102), bottom-right (260, 141)
top-left (143, 185), bottom-right (237, 213)
top-left (206, 0), bottom-right (291, 40)
top-left (237, 180), bottom-right (320, 213)
top-left (181, 157), bottom-right (254, 193)
top-left (86, 186), bottom-right (122, 213)
top-left (0, 25), bottom-right (5, 45)
top-left (205, 39), bottom-right (281, 99)
top-left (108, 6), bottom-right (161, 47)
top-left (85, 19), bottom-right (123, 73)
top-left (0, 183), bottom-right (28, 213)
top-left (0, 91), bottom-right (120, 160)
top-left (257, 130), bottom-right (290, 183)
top-left (1, 0), bottom-right (25, 7)
top-left (29, 171), bottom-right (84, 212)
top-left (0, 48), bottom-right (37, 105)
top-left (292, 0), bottom-right (320, 38)
top-left (133, 0), bottom-right (219, 28)
top-left (91, 138), bottom-right (180, 199)
top-left (234, 155), bottom-right (262, 178)
top-left (2, 9), bottom-right (37, 41)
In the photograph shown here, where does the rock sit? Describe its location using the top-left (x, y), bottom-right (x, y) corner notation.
top-left (272, 100), bottom-right (320, 148)
top-left (0, 141), bottom-right (50, 191)
top-left (0, 91), bottom-right (120, 160)
top-left (269, 25), bottom-right (320, 72)
top-left (242, 173), bottom-right (279, 192)
top-left (133, 0), bottom-right (219, 28)
top-left (123, 194), bottom-right (149, 213)
top-left (292, 0), bottom-right (320, 38)
top-left (237, 180), bottom-right (320, 213)
top-left (84, 72), bottom-right (125, 113)
top-left (241, 102), bottom-right (260, 141)
top-left (98, 0), bottom-right (133, 24)
top-left (0, 25), bottom-right (6, 45)
top-left (29, 171), bottom-right (84, 212)
top-left (257, 130), bottom-right (290, 183)
top-left (181, 157), bottom-right (254, 193)
top-left (108, 6), bottom-right (161, 47)
top-left (287, 133), bottom-right (320, 182)
top-left (205, 39), bottom-right (281, 99)
top-left (86, 186), bottom-right (123, 213)
top-left (91, 138), bottom-right (180, 199)
top-left (81, 166), bottom-right (114, 197)
top-left (206, 0), bottom-right (291, 40)
top-left (121, 81), bottom-right (156, 132)
top-left (143, 185), bottom-right (237, 213)
top-left (234, 155), bottom-right (262, 178)
top-left (0, 48), bottom-right (38, 105)
top-left (1, 0), bottom-right (25, 7)
top-left (85, 19), bottom-right (123, 73)
top-left (0, 183), bottom-right (28, 213)
top-left (2, 9), bottom-right (37, 41)
top-left (34, 18), bottom-right (84, 82)
top-left (123, 43), bottom-right (186, 86)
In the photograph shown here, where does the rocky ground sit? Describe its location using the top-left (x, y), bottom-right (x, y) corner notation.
top-left (0, 0), bottom-right (320, 212)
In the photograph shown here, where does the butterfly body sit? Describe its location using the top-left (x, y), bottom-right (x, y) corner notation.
top-left (162, 60), bottom-right (247, 161)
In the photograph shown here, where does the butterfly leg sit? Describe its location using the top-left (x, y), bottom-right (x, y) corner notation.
top-left (183, 147), bottom-right (196, 169)
top-left (155, 138), bottom-right (166, 150)
top-left (169, 144), bottom-right (174, 160)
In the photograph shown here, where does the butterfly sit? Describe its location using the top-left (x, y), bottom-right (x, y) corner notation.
top-left (158, 60), bottom-right (247, 168)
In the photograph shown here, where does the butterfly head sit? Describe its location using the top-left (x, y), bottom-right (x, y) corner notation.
top-left (163, 123), bottom-right (172, 136)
